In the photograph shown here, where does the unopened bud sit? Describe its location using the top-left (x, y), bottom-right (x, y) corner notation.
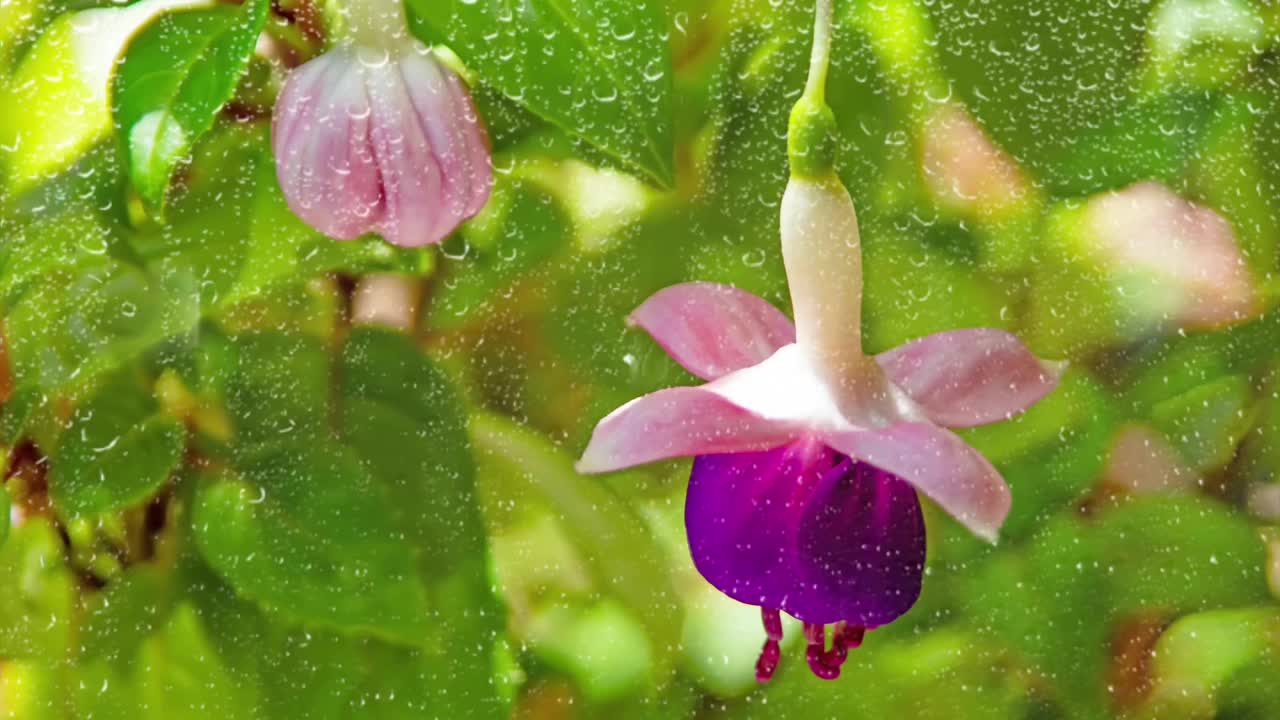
top-left (272, 41), bottom-right (492, 247)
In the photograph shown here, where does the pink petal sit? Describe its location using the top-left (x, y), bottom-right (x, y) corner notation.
top-left (401, 51), bottom-right (494, 223)
top-left (365, 58), bottom-right (445, 248)
top-left (628, 283), bottom-right (796, 381)
top-left (575, 386), bottom-right (797, 474)
top-left (272, 50), bottom-right (382, 240)
top-left (823, 423), bottom-right (1011, 542)
top-left (876, 328), bottom-right (1064, 429)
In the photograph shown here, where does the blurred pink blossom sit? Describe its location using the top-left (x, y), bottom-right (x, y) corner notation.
top-left (1101, 423), bottom-right (1198, 495)
top-left (921, 104), bottom-right (1030, 217)
top-left (1086, 182), bottom-right (1260, 329)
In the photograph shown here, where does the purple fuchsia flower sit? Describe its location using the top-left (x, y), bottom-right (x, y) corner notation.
top-left (271, 1), bottom-right (492, 247)
top-left (575, 0), bottom-right (1064, 682)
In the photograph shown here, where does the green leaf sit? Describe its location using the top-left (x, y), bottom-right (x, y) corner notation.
top-left (733, 629), bottom-right (1028, 720)
top-left (407, 0), bottom-right (675, 188)
top-left (257, 626), bottom-right (511, 720)
top-left (0, 519), bottom-right (76, 661)
top-left (970, 494), bottom-right (1269, 717)
top-left (112, 0), bottom-right (268, 209)
top-left (1193, 92), bottom-right (1280, 274)
top-left (338, 329), bottom-right (506, 698)
top-left (1093, 495), bottom-right (1269, 614)
top-left (471, 412), bottom-right (681, 677)
top-left (224, 333), bottom-right (331, 444)
top-left (0, 662), bottom-right (71, 720)
top-left (1052, 91), bottom-right (1218, 197)
top-left (182, 564), bottom-right (510, 720)
top-left (1142, 0), bottom-right (1265, 93)
top-left (81, 565), bottom-right (179, 663)
top-left (0, 211), bottom-right (118, 311)
top-left (927, 0), bottom-right (1157, 193)
top-left (0, 0), bottom-right (41, 56)
top-left (192, 441), bottom-right (434, 645)
top-left (528, 600), bottom-right (654, 702)
top-left (962, 370), bottom-right (1116, 539)
top-left (0, 385), bottom-right (40, 456)
top-left (77, 604), bottom-right (257, 720)
top-left (5, 253), bottom-right (201, 393)
top-left (426, 178), bottom-right (572, 331)
top-left (861, 220), bottom-right (1009, 353)
top-left (339, 329), bottom-right (482, 573)
top-left (0, 0), bottom-right (209, 194)
top-left (1142, 608), bottom-right (1280, 719)
top-left (49, 371), bottom-right (184, 518)
top-left (1149, 374), bottom-right (1254, 473)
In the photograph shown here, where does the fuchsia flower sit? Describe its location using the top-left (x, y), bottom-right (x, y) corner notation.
top-left (577, 271), bottom-right (1062, 680)
top-left (576, 0), bottom-right (1063, 683)
top-left (271, 3), bottom-right (492, 247)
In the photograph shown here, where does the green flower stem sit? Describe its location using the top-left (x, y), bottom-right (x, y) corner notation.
top-left (788, 0), bottom-right (839, 179)
top-left (330, 0), bottom-right (410, 49)
top-left (804, 0), bottom-right (833, 102)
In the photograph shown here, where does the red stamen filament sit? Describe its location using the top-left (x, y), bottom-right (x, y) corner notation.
top-left (756, 608), bottom-right (784, 683)
top-left (804, 621), bottom-right (865, 680)
top-left (756, 610), bottom-right (868, 682)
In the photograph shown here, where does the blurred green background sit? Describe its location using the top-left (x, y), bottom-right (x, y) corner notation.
top-left (2, 0), bottom-right (1280, 718)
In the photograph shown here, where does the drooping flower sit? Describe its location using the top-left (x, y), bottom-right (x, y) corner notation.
top-left (271, 1), bottom-right (492, 247)
top-left (576, 0), bottom-right (1063, 681)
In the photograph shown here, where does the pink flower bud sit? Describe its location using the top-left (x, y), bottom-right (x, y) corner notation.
top-left (272, 43), bottom-right (493, 247)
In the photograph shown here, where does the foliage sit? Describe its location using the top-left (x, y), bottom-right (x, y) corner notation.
top-left (1, 0), bottom-right (1279, 718)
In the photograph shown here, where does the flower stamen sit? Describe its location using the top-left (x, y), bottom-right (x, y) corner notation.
top-left (756, 608), bottom-right (785, 683)
top-left (803, 621), bottom-right (865, 679)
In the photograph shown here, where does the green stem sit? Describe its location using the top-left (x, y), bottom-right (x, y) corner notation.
top-left (805, 0), bottom-right (834, 102)
top-left (788, 0), bottom-right (839, 179)
top-left (333, 0), bottom-right (410, 49)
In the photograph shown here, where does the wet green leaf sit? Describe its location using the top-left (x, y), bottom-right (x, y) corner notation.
top-left (4, 252), bottom-right (201, 393)
top-left (472, 412), bottom-right (681, 677)
top-left (224, 332), bottom-right (330, 445)
top-left (0, 519), bottom-right (76, 660)
top-left (192, 442), bottom-right (434, 645)
top-left (340, 329), bottom-right (484, 574)
top-left (77, 604), bottom-right (256, 720)
top-left (1141, 608), bottom-right (1280, 719)
top-left (407, 0), bottom-right (675, 187)
top-left (426, 179), bottom-right (572, 331)
top-left (81, 565), bottom-right (179, 663)
top-left (0, 0), bottom-right (208, 193)
top-left (49, 371), bottom-right (183, 518)
top-left (112, 0), bottom-right (268, 210)
top-left (928, 0), bottom-right (1156, 193)
top-left (1149, 374), bottom-right (1254, 473)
